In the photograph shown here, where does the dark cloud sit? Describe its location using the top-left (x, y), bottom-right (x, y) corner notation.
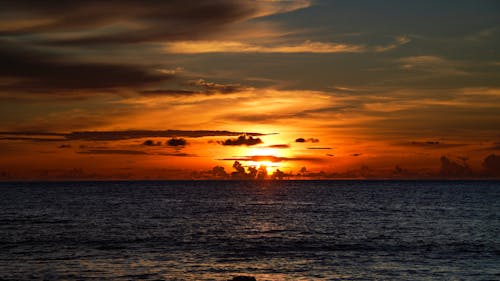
top-left (267, 144), bottom-right (290, 149)
top-left (139, 89), bottom-right (198, 96)
top-left (230, 106), bottom-right (356, 123)
top-left (0, 42), bottom-right (171, 94)
top-left (352, 153), bottom-right (362, 157)
top-left (78, 149), bottom-right (148, 155)
top-left (67, 130), bottom-right (266, 141)
top-left (403, 141), bottom-right (467, 149)
top-left (0, 1), bottom-right (262, 44)
top-left (220, 155), bottom-right (324, 163)
top-left (439, 155), bottom-right (473, 178)
top-left (482, 154), bottom-right (500, 177)
top-left (0, 131), bottom-right (65, 137)
top-left (167, 138), bottom-right (187, 146)
top-left (58, 144), bottom-right (72, 149)
top-left (295, 138), bottom-right (319, 143)
top-left (207, 161), bottom-right (289, 180)
top-left (308, 147), bottom-right (332, 150)
top-left (157, 152), bottom-right (194, 157)
top-left (143, 140), bottom-right (162, 146)
top-left (77, 149), bottom-right (194, 157)
top-left (0, 137), bottom-right (66, 142)
top-left (218, 135), bottom-right (263, 146)
top-left (211, 166), bottom-right (228, 179)
top-left (0, 130), bottom-right (267, 141)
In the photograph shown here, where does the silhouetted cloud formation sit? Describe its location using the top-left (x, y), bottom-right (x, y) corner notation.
top-left (204, 161), bottom-right (289, 180)
top-left (167, 138), bottom-right (187, 146)
top-left (143, 140), bottom-right (162, 146)
top-left (267, 144), bottom-right (290, 149)
top-left (439, 155), bottom-right (473, 178)
top-left (295, 137), bottom-right (319, 143)
top-left (482, 154), bottom-right (500, 177)
top-left (218, 135), bottom-right (263, 146)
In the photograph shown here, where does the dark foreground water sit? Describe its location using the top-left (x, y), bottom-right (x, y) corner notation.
top-left (0, 181), bottom-right (499, 280)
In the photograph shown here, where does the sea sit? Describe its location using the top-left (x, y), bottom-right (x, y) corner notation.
top-left (0, 180), bottom-right (499, 280)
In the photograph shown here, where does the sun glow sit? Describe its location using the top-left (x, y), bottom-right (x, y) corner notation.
top-left (247, 147), bottom-right (283, 173)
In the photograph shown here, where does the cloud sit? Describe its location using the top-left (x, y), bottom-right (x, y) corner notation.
top-left (439, 155), bottom-right (473, 178)
top-left (78, 149), bottom-right (195, 157)
top-left (0, 137), bottom-right (67, 142)
top-left (218, 135), bottom-right (263, 146)
top-left (157, 152), bottom-right (194, 157)
top-left (78, 149), bottom-right (148, 155)
top-left (138, 79), bottom-right (251, 96)
top-left (0, 0), bottom-right (311, 96)
top-left (402, 141), bottom-right (468, 149)
top-left (139, 89), bottom-right (198, 96)
top-left (220, 155), bottom-right (324, 163)
top-left (1, 0), bottom-right (310, 44)
top-left (164, 40), bottom-right (366, 54)
top-left (482, 154), bottom-right (500, 177)
top-left (266, 144), bottom-right (290, 149)
top-left (399, 56), bottom-right (468, 76)
top-left (295, 138), bottom-right (319, 143)
top-left (374, 36), bottom-right (411, 52)
top-left (475, 142), bottom-right (500, 151)
top-left (307, 147), bottom-right (332, 150)
top-left (164, 36), bottom-right (409, 54)
top-left (189, 79), bottom-right (249, 94)
top-left (167, 138), bottom-right (187, 146)
top-left (143, 140), bottom-right (162, 146)
top-left (0, 130), bottom-right (268, 141)
top-left (0, 42), bottom-right (171, 94)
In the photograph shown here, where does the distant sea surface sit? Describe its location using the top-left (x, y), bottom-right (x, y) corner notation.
top-left (0, 181), bottom-right (499, 280)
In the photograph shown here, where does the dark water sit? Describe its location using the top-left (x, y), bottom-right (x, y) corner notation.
top-left (0, 181), bottom-right (499, 280)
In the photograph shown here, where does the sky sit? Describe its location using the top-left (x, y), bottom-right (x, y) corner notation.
top-left (0, 0), bottom-right (499, 180)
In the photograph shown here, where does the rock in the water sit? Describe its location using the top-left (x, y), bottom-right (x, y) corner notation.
top-left (229, 276), bottom-right (257, 281)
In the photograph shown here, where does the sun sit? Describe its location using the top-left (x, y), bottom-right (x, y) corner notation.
top-left (246, 147), bottom-right (283, 174)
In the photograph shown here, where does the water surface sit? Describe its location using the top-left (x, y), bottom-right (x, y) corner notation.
top-left (0, 180), bottom-right (499, 280)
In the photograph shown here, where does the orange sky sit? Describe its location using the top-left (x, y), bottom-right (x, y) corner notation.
top-left (0, 0), bottom-right (499, 180)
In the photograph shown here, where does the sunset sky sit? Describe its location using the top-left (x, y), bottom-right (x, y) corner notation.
top-left (1, 0), bottom-right (499, 180)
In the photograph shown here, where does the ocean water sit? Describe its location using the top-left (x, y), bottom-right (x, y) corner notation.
top-left (0, 180), bottom-right (499, 280)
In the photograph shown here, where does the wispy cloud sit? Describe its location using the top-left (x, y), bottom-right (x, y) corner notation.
top-left (398, 55), bottom-right (468, 76)
top-left (0, 130), bottom-right (269, 142)
top-left (164, 40), bottom-right (365, 54)
top-left (164, 36), bottom-right (410, 54)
